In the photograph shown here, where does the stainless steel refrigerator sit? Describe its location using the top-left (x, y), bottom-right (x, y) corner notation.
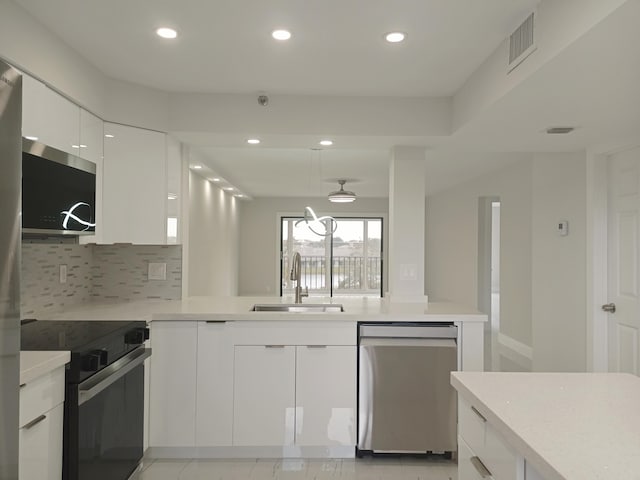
top-left (0, 58), bottom-right (22, 480)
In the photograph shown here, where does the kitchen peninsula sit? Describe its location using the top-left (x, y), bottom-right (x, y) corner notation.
top-left (452, 371), bottom-right (640, 480)
top-left (44, 296), bottom-right (485, 459)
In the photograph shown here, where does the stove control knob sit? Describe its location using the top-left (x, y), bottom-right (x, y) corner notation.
top-left (125, 327), bottom-right (149, 345)
top-left (82, 350), bottom-right (108, 371)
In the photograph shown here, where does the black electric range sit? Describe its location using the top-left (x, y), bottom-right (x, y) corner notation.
top-left (21, 320), bottom-right (151, 480)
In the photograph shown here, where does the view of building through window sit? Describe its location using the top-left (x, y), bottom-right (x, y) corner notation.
top-left (281, 217), bottom-right (383, 296)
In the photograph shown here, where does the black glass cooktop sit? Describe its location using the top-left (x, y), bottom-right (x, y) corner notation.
top-left (21, 320), bottom-right (145, 351)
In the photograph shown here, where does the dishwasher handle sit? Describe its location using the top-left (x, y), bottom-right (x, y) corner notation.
top-left (359, 324), bottom-right (457, 339)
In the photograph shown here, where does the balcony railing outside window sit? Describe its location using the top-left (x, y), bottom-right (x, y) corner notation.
top-left (282, 255), bottom-right (381, 294)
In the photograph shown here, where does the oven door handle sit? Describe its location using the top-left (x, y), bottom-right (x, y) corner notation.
top-left (77, 347), bottom-right (151, 406)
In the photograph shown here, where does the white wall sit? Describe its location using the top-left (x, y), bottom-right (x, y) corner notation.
top-left (187, 169), bottom-right (240, 296)
top-left (426, 153), bottom-right (588, 372)
top-left (453, 0), bottom-right (629, 131)
top-left (426, 157), bottom-right (533, 346)
top-left (531, 152), bottom-right (587, 372)
top-left (0, 0), bottom-right (105, 113)
top-left (238, 197), bottom-right (388, 295)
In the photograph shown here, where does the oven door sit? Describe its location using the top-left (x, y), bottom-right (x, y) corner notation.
top-left (68, 347), bottom-right (151, 480)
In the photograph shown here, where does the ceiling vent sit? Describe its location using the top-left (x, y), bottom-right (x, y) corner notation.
top-left (508, 12), bottom-right (536, 73)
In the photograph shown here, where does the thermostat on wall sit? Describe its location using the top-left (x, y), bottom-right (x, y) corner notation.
top-left (557, 220), bottom-right (569, 236)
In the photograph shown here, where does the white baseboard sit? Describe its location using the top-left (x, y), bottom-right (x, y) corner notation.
top-left (147, 445), bottom-right (355, 459)
top-left (497, 333), bottom-right (532, 371)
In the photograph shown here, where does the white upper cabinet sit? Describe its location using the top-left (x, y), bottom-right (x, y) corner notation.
top-left (79, 109), bottom-right (103, 165)
top-left (79, 109), bottom-right (104, 244)
top-left (22, 75), bottom-right (80, 155)
top-left (102, 122), bottom-right (167, 244)
top-left (166, 135), bottom-right (182, 244)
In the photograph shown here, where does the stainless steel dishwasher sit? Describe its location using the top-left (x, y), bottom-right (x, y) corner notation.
top-left (357, 323), bottom-right (458, 456)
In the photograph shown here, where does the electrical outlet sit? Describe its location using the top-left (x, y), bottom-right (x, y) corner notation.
top-left (148, 262), bottom-right (167, 281)
top-left (59, 264), bottom-right (67, 284)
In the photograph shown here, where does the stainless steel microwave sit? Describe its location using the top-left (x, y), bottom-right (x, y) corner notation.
top-left (22, 138), bottom-right (96, 235)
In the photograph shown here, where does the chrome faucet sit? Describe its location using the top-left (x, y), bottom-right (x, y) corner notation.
top-left (290, 252), bottom-right (309, 304)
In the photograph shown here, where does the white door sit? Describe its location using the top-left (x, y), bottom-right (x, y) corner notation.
top-left (607, 147), bottom-right (640, 374)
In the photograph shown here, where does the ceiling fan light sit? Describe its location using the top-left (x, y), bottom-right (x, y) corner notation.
top-left (328, 180), bottom-right (356, 203)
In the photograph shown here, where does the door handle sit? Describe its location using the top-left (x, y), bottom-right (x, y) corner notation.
top-left (470, 456), bottom-right (492, 478)
top-left (602, 303), bottom-right (616, 313)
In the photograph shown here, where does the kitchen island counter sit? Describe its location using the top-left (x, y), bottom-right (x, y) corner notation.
top-left (39, 295), bottom-right (486, 323)
top-left (451, 371), bottom-right (640, 480)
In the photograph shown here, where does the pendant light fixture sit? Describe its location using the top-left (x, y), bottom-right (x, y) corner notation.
top-left (328, 180), bottom-right (356, 203)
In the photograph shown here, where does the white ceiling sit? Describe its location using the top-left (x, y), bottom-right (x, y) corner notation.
top-left (13, 0), bottom-right (640, 199)
top-left (14, 0), bottom-right (537, 96)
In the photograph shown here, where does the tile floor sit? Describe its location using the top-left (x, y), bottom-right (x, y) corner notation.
top-left (134, 457), bottom-right (457, 480)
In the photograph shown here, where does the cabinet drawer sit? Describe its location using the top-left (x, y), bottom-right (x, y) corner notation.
top-left (458, 436), bottom-right (491, 480)
top-left (20, 367), bottom-right (65, 429)
top-left (458, 397), bottom-right (487, 454)
top-left (19, 402), bottom-right (64, 480)
top-left (484, 423), bottom-right (519, 480)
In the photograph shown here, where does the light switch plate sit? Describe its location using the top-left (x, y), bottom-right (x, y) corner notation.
top-left (148, 262), bottom-right (167, 281)
top-left (59, 264), bottom-right (67, 284)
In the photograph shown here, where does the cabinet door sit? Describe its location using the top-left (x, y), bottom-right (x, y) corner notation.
top-left (195, 321), bottom-right (233, 446)
top-left (102, 123), bottom-right (167, 244)
top-left (149, 321), bottom-right (197, 447)
top-left (79, 109), bottom-right (104, 244)
top-left (166, 135), bottom-right (182, 244)
top-left (19, 403), bottom-right (63, 480)
top-left (295, 345), bottom-right (356, 446)
top-left (233, 345), bottom-right (295, 446)
top-left (21, 75), bottom-right (80, 155)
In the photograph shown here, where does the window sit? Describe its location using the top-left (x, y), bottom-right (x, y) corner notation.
top-left (281, 217), bottom-right (383, 297)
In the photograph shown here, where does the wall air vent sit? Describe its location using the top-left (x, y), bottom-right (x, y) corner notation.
top-left (508, 12), bottom-right (536, 73)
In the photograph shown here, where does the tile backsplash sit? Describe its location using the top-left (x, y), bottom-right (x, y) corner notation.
top-left (21, 242), bottom-right (182, 318)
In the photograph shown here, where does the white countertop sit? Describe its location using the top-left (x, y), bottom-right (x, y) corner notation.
top-left (20, 350), bottom-right (70, 385)
top-left (451, 372), bottom-right (640, 480)
top-left (37, 295), bottom-right (486, 323)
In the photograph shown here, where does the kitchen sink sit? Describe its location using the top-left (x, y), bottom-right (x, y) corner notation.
top-left (250, 303), bottom-right (344, 313)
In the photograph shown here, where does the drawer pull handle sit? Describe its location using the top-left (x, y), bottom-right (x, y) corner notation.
top-left (307, 345), bottom-right (327, 348)
top-left (470, 456), bottom-right (492, 478)
top-left (265, 345), bottom-right (285, 349)
top-left (23, 414), bottom-right (47, 430)
top-left (19, 383), bottom-right (26, 388)
top-left (205, 320), bottom-right (227, 324)
top-left (471, 406), bottom-right (487, 422)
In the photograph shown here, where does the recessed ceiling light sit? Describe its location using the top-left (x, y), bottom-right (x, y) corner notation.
top-left (247, 138), bottom-right (261, 145)
top-left (156, 27), bottom-right (178, 39)
top-left (25, 136), bottom-right (38, 141)
top-left (71, 145), bottom-right (80, 149)
top-left (79, 144), bottom-right (87, 148)
top-left (167, 193), bottom-right (178, 200)
top-left (105, 134), bottom-right (114, 138)
top-left (272, 29), bottom-right (292, 41)
top-left (192, 165), bottom-right (202, 170)
top-left (211, 178), bottom-right (221, 182)
top-left (319, 140), bottom-right (333, 146)
top-left (384, 31), bottom-right (406, 43)
top-left (235, 194), bottom-right (244, 198)
top-left (225, 187), bottom-right (234, 191)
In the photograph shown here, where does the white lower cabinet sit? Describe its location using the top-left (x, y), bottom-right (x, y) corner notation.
top-left (232, 344), bottom-right (356, 447)
top-left (149, 320), bottom-right (357, 456)
top-left (149, 321), bottom-right (197, 448)
top-left (457, 397), bottom-right (524, 480)
top-left (19, 366), bottom-right (65, 480)
top-left (195, 321), bottom-right (234, 447)
top-left (233, 345), bottom-right (296, 446)
top-left (295, 345), bottom-right (356, 446)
